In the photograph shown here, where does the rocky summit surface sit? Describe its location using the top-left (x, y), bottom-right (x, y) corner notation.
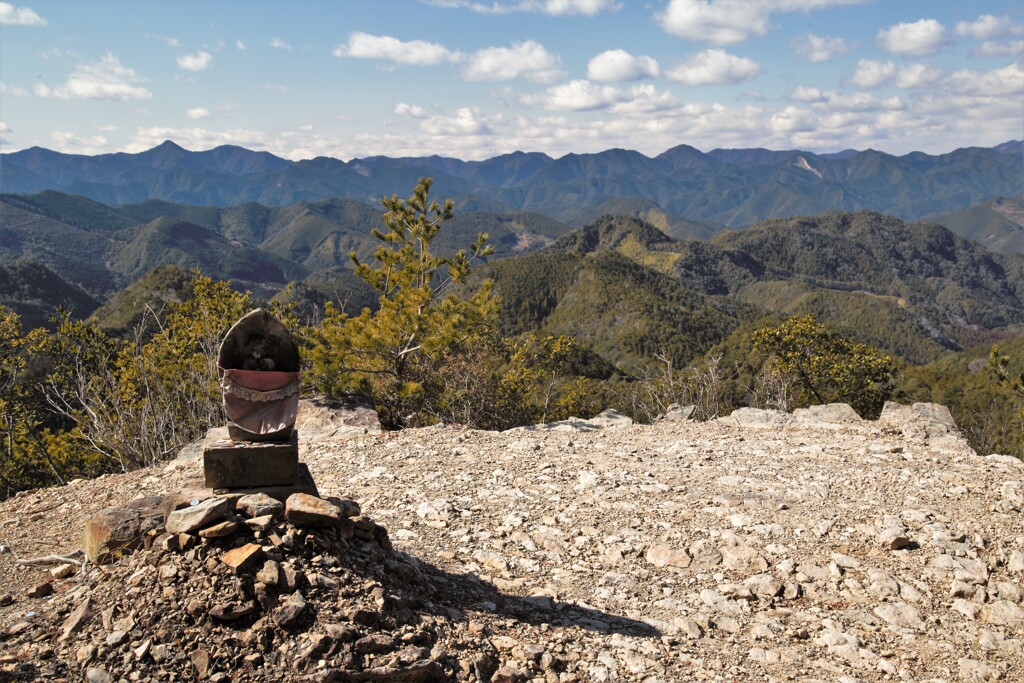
top-left (0, 399), bottom-right (1022, 682)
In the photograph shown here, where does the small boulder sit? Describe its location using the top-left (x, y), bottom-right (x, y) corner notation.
top-left (285, 493), bottom-right (342, 528)
top-left (237, 493), bottom-right (283, 518)
top-left (83, 496), bottom-right (164, 563)
top-left (645, 543), bottom-right (691, 569)
top-left (274, 591), bottom-right (307, 627)
top-left (221, 543), bottom-right (263, 573)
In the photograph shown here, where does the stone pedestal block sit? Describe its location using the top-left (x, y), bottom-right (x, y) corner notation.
top-left (203, 426), bottom-right (298, 489)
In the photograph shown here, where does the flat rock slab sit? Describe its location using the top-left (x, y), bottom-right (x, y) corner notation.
top-left (165, 497), bottom-right (229, 535)
top-left (286, 493), bottom-right (343, 528)
top-left (203, 426), bottom-right (299, 488)
top-left (221, 543), bottom-right (263, 572)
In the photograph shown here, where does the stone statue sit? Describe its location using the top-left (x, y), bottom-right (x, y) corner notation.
top-left (217, 309), bottom-right (301, 443)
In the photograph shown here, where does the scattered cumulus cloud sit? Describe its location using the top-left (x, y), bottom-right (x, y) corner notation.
top-left (946, 61), bottom-right (1024, 97)
top-left (790, 86), bottom-right (827, 102)
top-left (521, 80), bottom-right (676, 113)
top-left (177, 50), bottom-right (213, 71)
top-left (956, 14), bottom-right (1024, 58)
top-left (265, 83), bottom-right (288, 92)
top-left (0, 81), bottom-right (29, 96)
top-left (664, 49), bottom-right (760, 86)
top-left (850, 59), bottom-right (895, 88)
top-left (970, 40), bottom-right (1024, 58)
top-left (0, 121), bottom-right (10, 145)
top-left (395, 102), bottom-right (428, 118)
top-left (34, 54), bottom-right (152, 101)
top-left (332, 32), bottom-right (460, 65)
top-left (51, 131), bottom-right (109, 154)
top-left (126, 127), bottom-right (272, 154)
top-left (792, 33), bottom-right (853, 63)
top-left (420, 107), bottom-right (492, 135)
top-left (428, 0), bottom-right (618, 16)
top-left (335, 34), bottom-right (561, 82)
top-left (895, 63), bottom-right (944, 89)
top-left (462, 41), bottom-right (562, 82)
top-left (521, 79), bottom-right (624, 111)
top-left (0, 2), bottom-right (46, 26)
top-left (876, 19), bottom-right (952, 56)
top-left (98, 124), bottom-right (118, 132)
top-left (586, 49), bottom-right (660, 81)
top-left (186, 107), bottom-right (212, 120)
top-left (270, 36), bottom-right (291, 50)
top-left (955, 14), bottom-right (1018, 40)
top-left (236, 39), bottom-right (246, 50)
top-left (658, 0), bottom-right (866, 45)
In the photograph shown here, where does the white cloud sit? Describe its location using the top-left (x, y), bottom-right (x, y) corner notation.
top-left (971, 40), bottom-right (1024, 58)
top-left (658, 0), bottom-right (865, 45)
top-left (98, 124), bottom-right (118, 132)
top-left (946, 61), bottom-right (1024, 97)
top-left (542, 0), bottom-right (617, 15)
top-left (664, 49), bottom-right (760, 86)
top-left (522, 79), bottom-right (624, 111)
top-left (332, 32), bottom-right (460, 66)
top-left (956, 14), bottom-right (1019, 40)
top-left (792, 33), bottom-right (853, 63)
top-left (0, 121), bottom-right (10, 145)
top-left (34, 54), bottom-right (152, 101)
top-left (607, 84), bottom-right (679, 114)
top-left (521, 80), bottom-right (677, 113)
top-left (127, 127), bottom-right (272, 154)
top-left (895, 63), bottom-right (944, 89)
top-left (0, 81), bottom-right (29, 96)
top-left (0, 2), bottom-right (46, 25)
top-left (790, 85), bottom-right (827, 102)
top-left (395, 102), bottom-right (428, 118)
top-left (186, 107), bottom-right (212, 120)
top-left (850, 59), bottom-right (895, 88)
top-left (586, 49), bottom-right (660, 81)
top-left (51, 131), bottom-right (109, 154)
top-left (177, 50), bottom-right (213, 71)
top-left (428, 0), bottom-right (618, 16)
top-left (236, 38), bottom-right (246, 50)
top-left (770, 106), bottom-right (817, 135)
top-left (265, 83), bottom-right (288, 93)
top-left (270, 36), bottom-right (291, 50)
top-left (420, 107), bottom-right (492, 135)
top-left (462, 41), bottom-right (561, 82)
top-left (876, 19), bottom-right (952, 56)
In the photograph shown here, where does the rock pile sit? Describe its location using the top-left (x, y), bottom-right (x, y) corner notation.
top-left (3, 489), bottom-right (473, 681)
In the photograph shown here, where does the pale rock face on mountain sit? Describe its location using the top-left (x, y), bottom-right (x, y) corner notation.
top-left (0, 399), bottom-right (1021, 681)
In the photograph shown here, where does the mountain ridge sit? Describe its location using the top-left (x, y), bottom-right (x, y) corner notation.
top-left (3, 140), bottom-right (1020, 228)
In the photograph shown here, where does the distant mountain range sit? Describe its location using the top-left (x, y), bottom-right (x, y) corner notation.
top-left (2, 140), bottom-right (1020, 228)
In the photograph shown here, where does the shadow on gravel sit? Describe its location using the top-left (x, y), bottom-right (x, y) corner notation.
top-left (404, 552), bottom-right (662, 638)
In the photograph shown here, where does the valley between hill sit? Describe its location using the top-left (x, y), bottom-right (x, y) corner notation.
top-left (1, 400), bottom-right (1021, 681)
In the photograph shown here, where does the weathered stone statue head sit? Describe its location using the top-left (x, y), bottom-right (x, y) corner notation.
top-left (218, 309), bottom-right (301, 442)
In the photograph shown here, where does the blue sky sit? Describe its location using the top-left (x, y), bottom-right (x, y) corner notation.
top-left (1, 0), bottom-right (1022, 160)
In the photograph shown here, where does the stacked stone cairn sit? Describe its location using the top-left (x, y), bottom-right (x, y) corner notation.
top-left (48, 312), bottom-right (476, 681)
